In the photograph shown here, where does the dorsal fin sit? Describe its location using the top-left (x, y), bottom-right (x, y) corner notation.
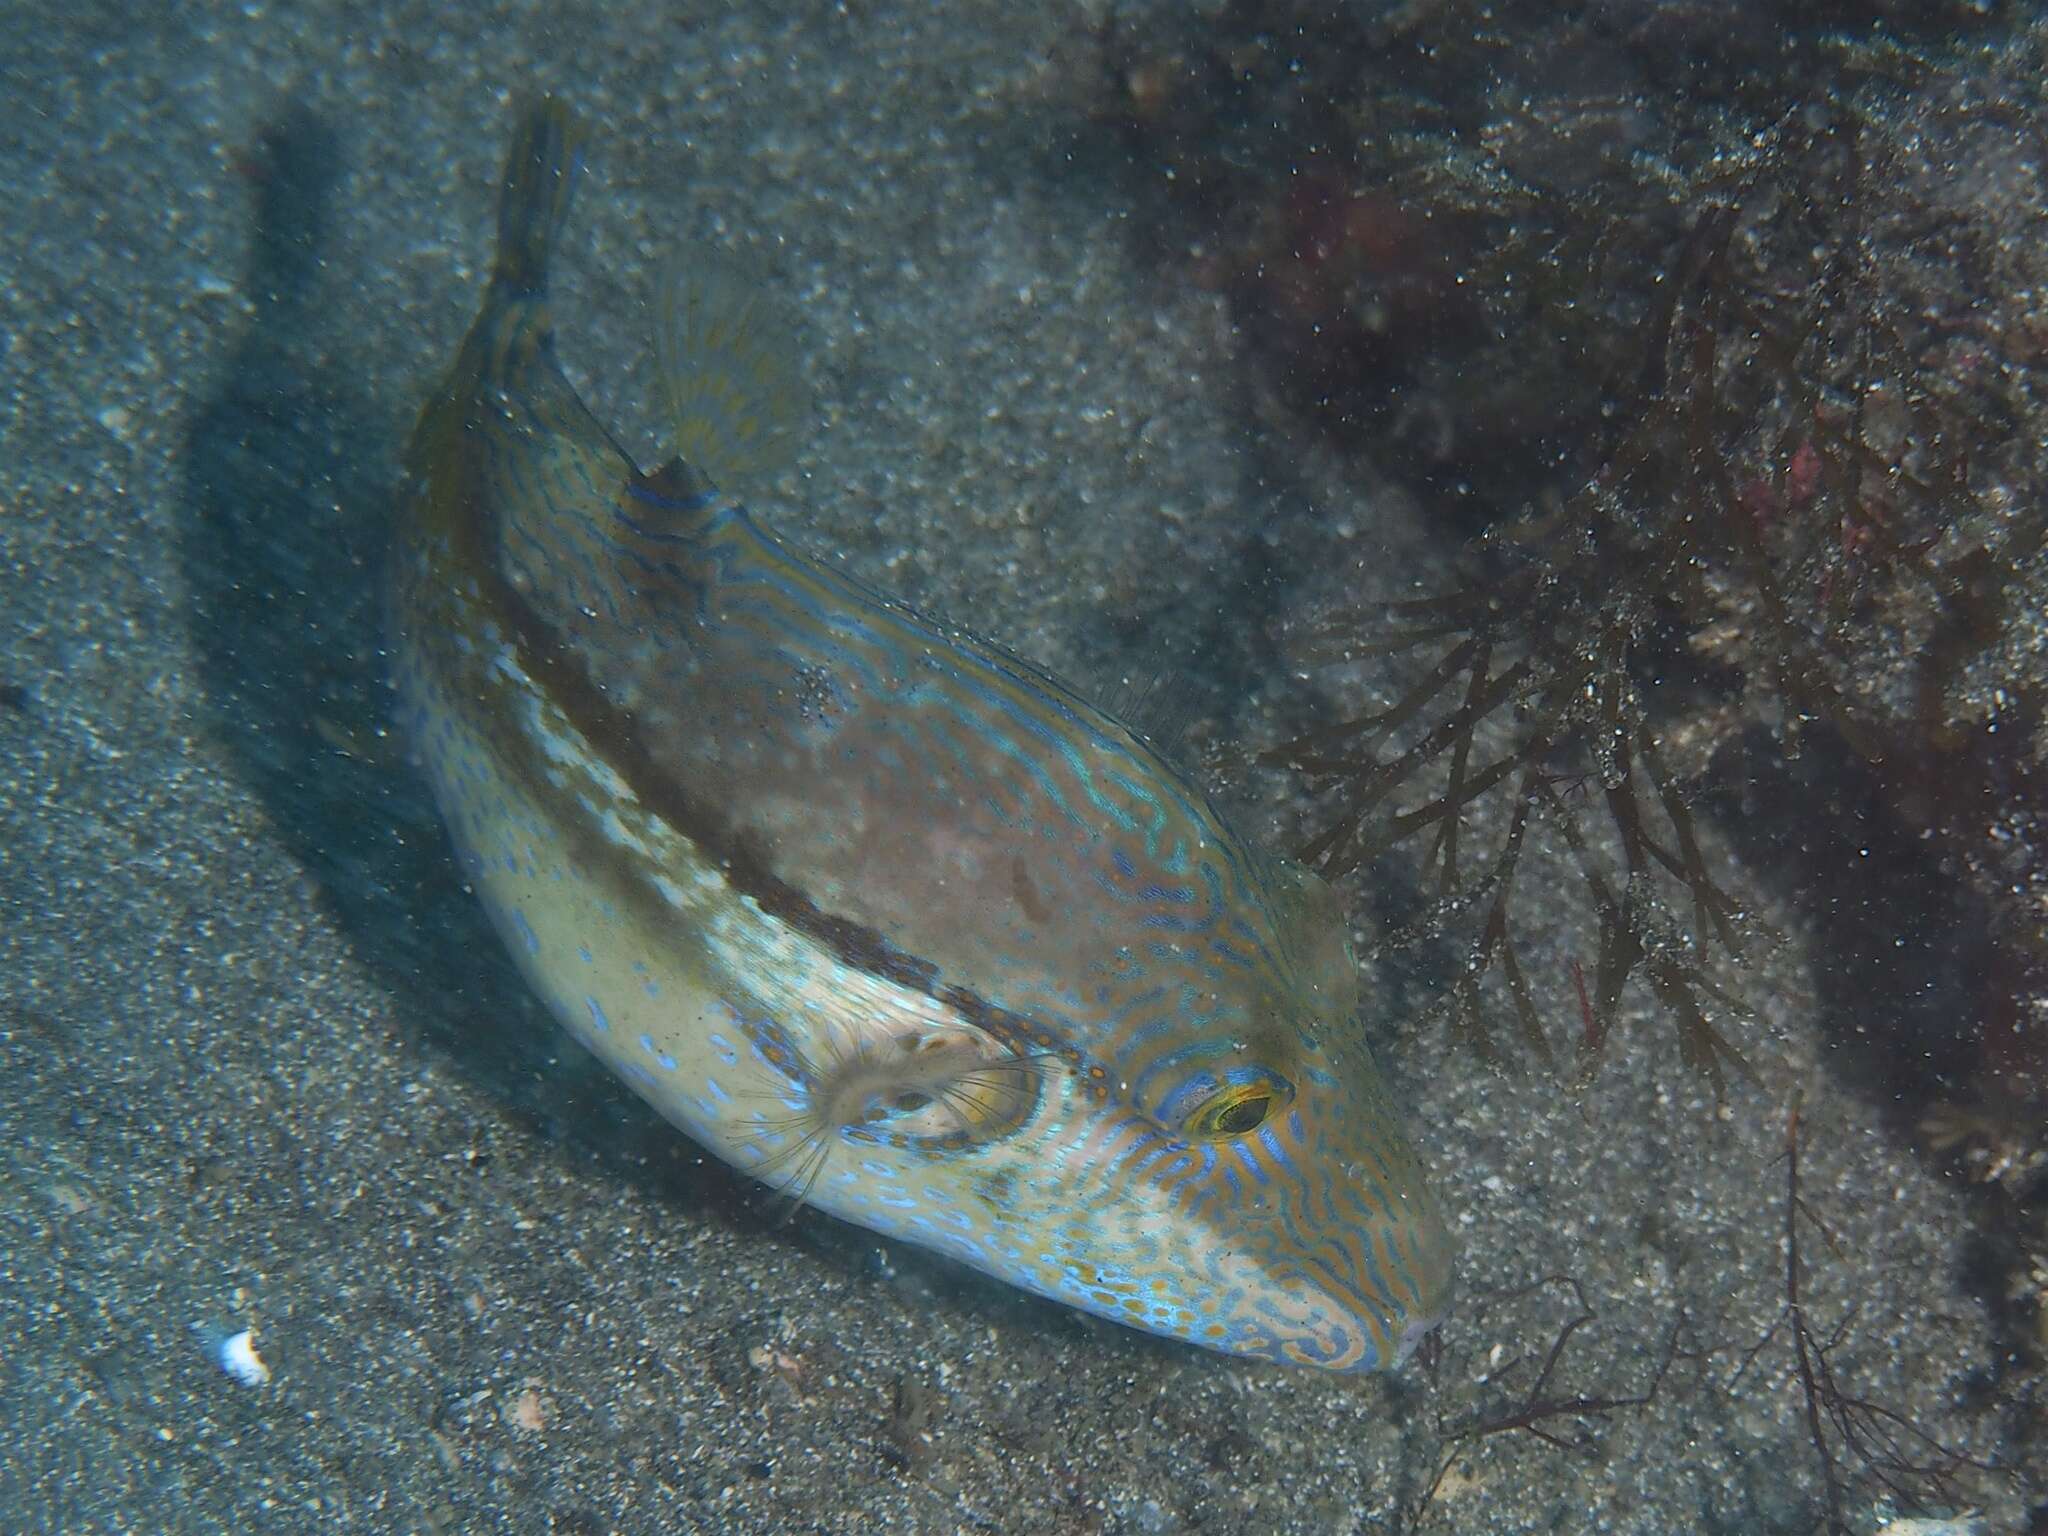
top-left (657, 249), bottom-right (810, 489)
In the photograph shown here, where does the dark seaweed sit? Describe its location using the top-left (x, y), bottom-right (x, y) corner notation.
top-left (1095, 10), bottom-right (2048, 1098)
top-left (1400, 1275), bottom-right (1699, 1533)
top-left (1730, 1097), bottom-right (1998, 1531)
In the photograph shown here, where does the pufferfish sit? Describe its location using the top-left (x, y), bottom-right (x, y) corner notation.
top-left (392, 97), bottom-right (1453, 1371)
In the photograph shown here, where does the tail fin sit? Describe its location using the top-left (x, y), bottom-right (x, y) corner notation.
top-left (491, 97), bottom-right (582, 298)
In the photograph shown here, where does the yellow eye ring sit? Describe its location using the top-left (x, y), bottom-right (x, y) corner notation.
top-left (1183, 1080), bottom-right (1283, 1140)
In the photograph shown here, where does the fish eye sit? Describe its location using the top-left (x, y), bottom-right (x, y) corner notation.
top-left (1179, 1071), bottom-right (1293, 1140)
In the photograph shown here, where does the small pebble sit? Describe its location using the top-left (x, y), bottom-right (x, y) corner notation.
top-left (507, 1386), bottom-right (548, 1432)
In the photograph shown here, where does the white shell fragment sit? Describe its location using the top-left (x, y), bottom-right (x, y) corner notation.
top-left (1876, 1515), bottom-right (1985, 1536)
top-left (215, 1327), bottom-right (270, 1387)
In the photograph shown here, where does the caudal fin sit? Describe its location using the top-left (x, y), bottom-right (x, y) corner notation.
top-left (492, 96), bottom-right (582, 298)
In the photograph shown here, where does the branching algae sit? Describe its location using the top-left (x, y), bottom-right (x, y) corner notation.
top-left (1099, 6), bottom-right (2047, 1115)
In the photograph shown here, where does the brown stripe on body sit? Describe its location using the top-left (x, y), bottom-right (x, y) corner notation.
top-left (412, 317), bottom-right (1051, 1043)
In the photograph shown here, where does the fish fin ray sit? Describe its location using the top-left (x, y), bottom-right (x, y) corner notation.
top-left (657, 248), bottom-right (810, 488)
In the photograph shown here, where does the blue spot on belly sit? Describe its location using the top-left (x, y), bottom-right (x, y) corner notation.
top-left (584, 995), bottom-right (609, 1033)
top-left (511, 909), bottom-right (539, 956)
top-left (705, 1076), bottom-right (731, 1104)
top-left (578, 945), bottom-right (594, 964)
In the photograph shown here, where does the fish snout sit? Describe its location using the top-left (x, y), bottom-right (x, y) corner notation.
top-left (1282, 1180), bottom-right (1456, 1371)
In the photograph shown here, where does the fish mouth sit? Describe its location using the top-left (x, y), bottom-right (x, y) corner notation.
top-left (1390, 1287), bottom-right (1453, 1367)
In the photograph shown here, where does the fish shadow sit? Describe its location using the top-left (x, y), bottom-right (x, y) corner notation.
top-left (170, 102), bottom-right (733, 1214)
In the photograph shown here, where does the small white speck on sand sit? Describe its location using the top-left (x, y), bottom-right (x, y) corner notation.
top-left (215, 1327), bottom-right (270, 1387)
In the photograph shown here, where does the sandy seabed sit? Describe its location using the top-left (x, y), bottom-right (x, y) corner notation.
top-left (1, 3), bottom-right (2039, 1532)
